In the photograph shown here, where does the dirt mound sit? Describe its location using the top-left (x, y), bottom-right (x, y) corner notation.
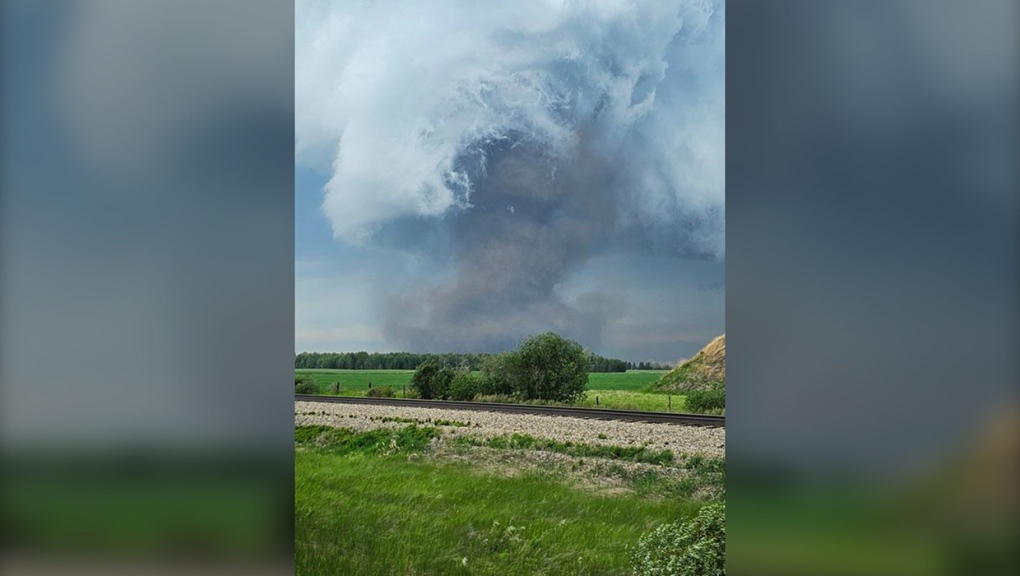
top-left (651, 335), bottom-right (725, 392)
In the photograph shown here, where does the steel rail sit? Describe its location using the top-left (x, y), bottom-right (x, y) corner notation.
top-left (295, 394), bottom-right (724, 427)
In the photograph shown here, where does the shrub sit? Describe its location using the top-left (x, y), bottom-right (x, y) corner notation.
top-left (446, 371), bottom-right (478, 401)
top-left (506, 332), bottom-right (589, 403)
top-left (685, 385), bottom-right (725, 414)
top-left (632, 503), bottom-right (725, 576)
top-left (410, 362), bottom-right (455, 399)
top-left (478, 354), bottom-right (515, 396)
top-left (295, 374), bottom-right (317, 395)
top-left (433, 367), bottom-right (455, 399)
top-left (410, 362), bottom-right (441, 399)
top-left (365, 385), bottom-right (395, 398)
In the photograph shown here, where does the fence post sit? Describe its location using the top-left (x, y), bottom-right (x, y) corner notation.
top-left (668, 395), bottom-right (672, 412)
top-left (596, 396), bottom-right (599, 406)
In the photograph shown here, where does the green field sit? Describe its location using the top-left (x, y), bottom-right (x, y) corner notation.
top-left (295, 369), bottom-right (668, 393)
top-left (576, 389), bottom-right (685, 412)
top-left (586, 370), bottom-right (668, 391)
top-left (295, 425), bottom-right (718, 575)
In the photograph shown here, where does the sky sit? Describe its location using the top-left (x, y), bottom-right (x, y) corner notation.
top-left (295, 0), bottom-right (725, 364)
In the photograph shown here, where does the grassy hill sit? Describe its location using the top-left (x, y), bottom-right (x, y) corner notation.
top-left (650, 334), bottom-right (725, 393)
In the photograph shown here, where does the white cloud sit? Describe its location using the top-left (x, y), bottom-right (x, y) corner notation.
top-left (296, 0), bottom-right (725, 257)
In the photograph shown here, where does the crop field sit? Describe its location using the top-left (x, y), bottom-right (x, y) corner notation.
top-left (295, 424), bottom-right (720, 575)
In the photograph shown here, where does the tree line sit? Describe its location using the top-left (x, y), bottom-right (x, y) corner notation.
top-left (294, 350), bottom-right (665, 372)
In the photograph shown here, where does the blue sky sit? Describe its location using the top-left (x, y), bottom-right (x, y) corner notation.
top-left (295, 0), bottom-right (725, 363)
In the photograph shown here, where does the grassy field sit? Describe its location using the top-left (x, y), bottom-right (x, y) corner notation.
top-left (295, 370), bottom-right (674, 409)
top-left (296, 369), bottom-right (416, 395)
top-left (586, 370), bottom-right (667, 391)
top-left (295, 425), bottom-right (716, 575)
top-left (576, 389), bottom-right (685, 412)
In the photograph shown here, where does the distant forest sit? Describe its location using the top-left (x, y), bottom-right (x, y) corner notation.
top-left (294, 351), bottom-right (673, 372)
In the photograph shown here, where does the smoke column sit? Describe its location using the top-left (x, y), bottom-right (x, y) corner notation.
top-left (296, 0), bottom-right (724, 352)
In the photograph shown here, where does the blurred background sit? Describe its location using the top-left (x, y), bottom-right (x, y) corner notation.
top-left (0, 1), bottom-right (294, 574)
top-left (727, 1), bottom-right (1019, 574)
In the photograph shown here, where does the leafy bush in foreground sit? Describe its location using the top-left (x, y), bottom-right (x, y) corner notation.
top-left (632, 503), bottom-right (725, 576)
top-left (295, 374), bottom-right (317, 395)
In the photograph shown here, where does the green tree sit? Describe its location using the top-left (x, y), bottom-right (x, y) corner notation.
top-left (479, 353), bottom-right (515, 397)
top-left (409, 362), bottom-right (456, 399)
top-left (446, 370), bottom-right (478, 401)
top-left (433, 367), bottom-right (455, 399)
top-left (506, 332), bottom-right (589, 403)
top-left (410, 362), bottom-right (441, 399)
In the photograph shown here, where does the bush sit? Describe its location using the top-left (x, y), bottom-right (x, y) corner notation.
top-left (685, 383), bottom-right (725, 414)
top-left (433, 367), bottom-right (454, 399)
top-left (478, 354), bottom-right (515, 396)
top-left (365, 385), bottom-right (395, 398)
top-left (505, 332), bottom-right (589, 403)
top-left (410, 362), bottom-right (441, 399)
top-left (446, 371), bottom-right (478, 401)
top-left (295, 374), bottom-right (317, 395)
top-left (410, 362), bottom-right (455, 399)
top-left (632, 503), bottom-right (725, 576)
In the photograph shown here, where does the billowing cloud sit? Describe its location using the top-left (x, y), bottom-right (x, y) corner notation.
top-left (296, 0), bottom-right (724, 352)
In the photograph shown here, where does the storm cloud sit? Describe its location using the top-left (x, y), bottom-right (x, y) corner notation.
top-left (296, 0), bottom-right (724, 353)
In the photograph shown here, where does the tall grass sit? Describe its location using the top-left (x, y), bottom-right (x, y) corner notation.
top-left (296, 433), bottom-right (702, 575)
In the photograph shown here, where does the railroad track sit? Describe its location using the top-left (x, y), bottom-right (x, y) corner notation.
top-left (295, 394), bottom-right (724, 427)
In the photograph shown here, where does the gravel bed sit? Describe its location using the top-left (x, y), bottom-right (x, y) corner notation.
top-left (295, 400), bottom-right (725, 458)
